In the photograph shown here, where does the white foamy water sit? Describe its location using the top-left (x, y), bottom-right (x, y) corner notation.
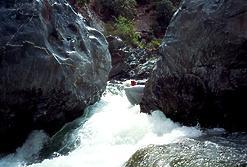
top-left (0, 84), bottom-right (202, 167)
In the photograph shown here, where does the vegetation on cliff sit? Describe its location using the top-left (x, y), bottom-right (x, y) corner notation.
top-left (74, 0), bottom-right (181, 49)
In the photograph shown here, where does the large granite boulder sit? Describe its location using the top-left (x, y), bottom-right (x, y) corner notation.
top-left (0, 0), bottom-right (111, 153)
top-left (141, 0), bottom-right (247, 131)
top-left (126, 137), bottom-right (247, 167)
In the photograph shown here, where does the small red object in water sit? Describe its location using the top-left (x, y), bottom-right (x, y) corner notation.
top-left (131, 80), bottom-right (137, 86)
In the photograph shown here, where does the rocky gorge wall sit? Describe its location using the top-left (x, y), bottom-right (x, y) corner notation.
top-left (107, 36), bottom-right (159, 80)
top-left (0, 0), bottom-right (111, 153)
top-left (141, 0), bottom-right (247, 131)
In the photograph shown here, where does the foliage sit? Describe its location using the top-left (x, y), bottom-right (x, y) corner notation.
top-left (105, 16), bottom-right (162, 49)
top-left (114, 16), bottom-right (141, 47)
top-left (95, 0), bottom-right (137, 19)
top-left (146, 39), bottom-right (162, 50)
top-left (106, 16), bottom-right (142, 47)
top-left (98, 0), bottom-right (180, 48)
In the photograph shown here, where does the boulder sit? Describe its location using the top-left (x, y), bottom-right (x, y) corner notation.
top-left (0, 0), bottom-right (111, 153)
top-left (107, 36), bottom-right (159, 80)
top-left (126, 137), bottom-right (247, 166)
top-left (141, 0), bottom-right (247, 131)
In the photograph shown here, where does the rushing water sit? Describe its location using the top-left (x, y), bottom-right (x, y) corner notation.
top-left (0, 82), bottom-right (246, 167)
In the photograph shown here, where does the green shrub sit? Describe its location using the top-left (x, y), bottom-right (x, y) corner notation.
top-left (110, 16), bottom-right (142, 47)
top-left (105, 16), bottom-right (161, 49)
top-left (146, 39), bottom-right (162, 50)
top-left (115, 16), bottom-right (140, 46)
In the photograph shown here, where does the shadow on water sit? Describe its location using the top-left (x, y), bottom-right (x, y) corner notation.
top-left (34, 106), bottom-right (96, 164)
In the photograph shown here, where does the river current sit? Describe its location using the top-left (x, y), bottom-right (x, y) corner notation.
top-left (0, 82), bottom-right (246, 167)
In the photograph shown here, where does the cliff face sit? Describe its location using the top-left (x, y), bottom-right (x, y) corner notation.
top-left (107, 36), bottom-right (159, 80)
top-left (0, 0), bottom-right (111, 153)
top-left (141, 0), bottom-right (247, 131)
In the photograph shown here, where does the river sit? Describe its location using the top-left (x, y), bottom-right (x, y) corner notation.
top-left (0, 82), bottom-right (246, 167)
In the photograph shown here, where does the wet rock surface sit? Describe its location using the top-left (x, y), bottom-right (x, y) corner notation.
top-left (0, 0), bottom-right (111, 153)
top-left (141, 0), bottom-right (247, 131)
top-left (126, 134), bottom-right (247, 167)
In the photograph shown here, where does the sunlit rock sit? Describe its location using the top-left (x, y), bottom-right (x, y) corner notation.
top-left (126, 137), bottom-right (247, 167)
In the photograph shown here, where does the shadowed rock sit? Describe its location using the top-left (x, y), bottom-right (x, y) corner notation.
top-left (141, 0), bottom-right (247, 131)
top-left (0, 0), bottom-right (111, 153)
top-left (107, 36), bottom-right (159, 80)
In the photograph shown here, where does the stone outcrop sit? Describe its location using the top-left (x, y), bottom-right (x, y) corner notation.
top-left (141, 0), bottom-right (247, 131)
top-left (126, 138), bottom-right (247, 166)
top-left (0, 0), bottom-right (111, 152)
top-left (107, 36), bottom-right (159, 80)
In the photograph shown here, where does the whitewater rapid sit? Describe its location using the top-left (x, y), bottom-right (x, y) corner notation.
top-left (0, 83), bottom-right (203, 167)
